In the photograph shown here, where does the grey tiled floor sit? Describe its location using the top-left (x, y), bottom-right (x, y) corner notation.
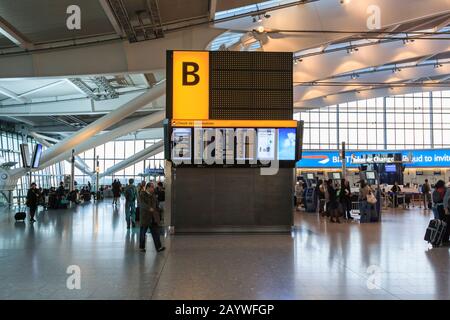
top-left (0, 200), bottom-right (449, 300)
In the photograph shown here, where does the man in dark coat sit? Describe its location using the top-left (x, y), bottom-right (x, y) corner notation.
top-left (138, 183), bottom-right (165, 253)
top-left (26, 182), bottom-right (40, 223)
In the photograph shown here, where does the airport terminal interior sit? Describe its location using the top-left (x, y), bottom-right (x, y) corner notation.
top-left (1, 0), bottom-right (450, 300)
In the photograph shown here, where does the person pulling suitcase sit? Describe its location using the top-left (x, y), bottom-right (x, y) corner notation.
top-left (26, 182), bottom-right (40, 223)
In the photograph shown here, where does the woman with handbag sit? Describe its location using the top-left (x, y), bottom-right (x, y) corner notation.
top-left (359, 180), bottom-right (376, 223)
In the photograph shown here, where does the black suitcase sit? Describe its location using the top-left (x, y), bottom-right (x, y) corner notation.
top-left (425, 219), bottom-right (447, 247)
top-left (14, 211), bottom-right (26, 221)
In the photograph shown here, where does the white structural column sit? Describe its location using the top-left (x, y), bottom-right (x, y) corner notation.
top-left (99, 141), bottom-right (164, 179)
top-left (36, 111), bottom-right (165, 172)
top-left (38, 81), bottom-right (165, 167)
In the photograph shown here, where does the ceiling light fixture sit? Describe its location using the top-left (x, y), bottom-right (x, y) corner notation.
top-left (434, 61), bottom-right (443, 69)
top-left (256, 26), bottom-right (265, 33)
top-left (293, 57), bottom-right (303, 65)
top-left (346, 43), bottom-right (359, 54)
top-left (402, 33), bottom-right (415, 45)
top-left (392, 65), bottom-right (402, 73)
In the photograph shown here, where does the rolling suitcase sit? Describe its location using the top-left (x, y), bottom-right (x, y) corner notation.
top-left (14, 211), bottom-right (26, 222)
top-left (424, 219), bottom-right (447, 247)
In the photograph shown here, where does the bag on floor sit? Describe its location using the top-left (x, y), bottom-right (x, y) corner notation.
top-left (14, 211), bottom-right (26, 221)
top-left (424, 219), bottom-right (447, 247)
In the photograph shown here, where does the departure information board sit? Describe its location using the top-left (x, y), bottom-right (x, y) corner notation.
top-left (165, 50), bottom-right (302, 168)
top-left (170, 125), bottom-right (301, 167)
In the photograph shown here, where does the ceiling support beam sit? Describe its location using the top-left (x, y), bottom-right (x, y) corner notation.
top-left (0, 86), bottom-right (29, 103)
top-left (38, 81), bottom-right (165, 167)
top-left (66, 78), bottom-right (98, 100)
top-left (6, 116), bottom-right (36, 126)
top-left (209, 0), bottom-right (217, 21)
top-left (0, 16), bottom-right (33, 50)
top-left (98, 0), bottom-right (125, 37)
top-left (9, 82), bottom-right (165, 179)
top-left (146, 0), bottom-right (164, 38)
top-left (0, 89), bottom-right (157, 116)
top-left (108, 0), bottom-right (137, 42)
top-left (34, 110), bottom-right (165, 174)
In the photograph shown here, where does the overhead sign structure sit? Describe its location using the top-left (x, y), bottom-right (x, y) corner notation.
top-left (165, 50), bottom-right (302, 167)
top-left (298, 149), bottom-right (450, 168)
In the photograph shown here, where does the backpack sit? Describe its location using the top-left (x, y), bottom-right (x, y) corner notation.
top-left (125, 186), bottom-right (135, 202)
top-left (157, 188), bottom-right (165, 202)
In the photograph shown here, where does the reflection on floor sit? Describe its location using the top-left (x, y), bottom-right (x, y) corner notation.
top-left (0, 200), bottom-right (448, 300)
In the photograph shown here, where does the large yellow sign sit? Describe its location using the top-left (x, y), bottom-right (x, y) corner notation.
top-left (172, 51), bottom-right (209, 120)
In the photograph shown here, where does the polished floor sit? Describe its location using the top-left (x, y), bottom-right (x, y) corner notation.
top-left (0, 200), bottom-right (449, 300)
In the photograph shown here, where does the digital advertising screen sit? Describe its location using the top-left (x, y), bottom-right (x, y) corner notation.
top-left (257, 129), bottom-right (276, 161)
top-left (278, 128), bottom-right (297, 161)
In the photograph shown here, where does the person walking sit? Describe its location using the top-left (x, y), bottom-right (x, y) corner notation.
top-left (26, 182), bottom-right (40, 223)
top-left (124, 179), bottom-right (137, 229)
top-left (340, 179), bottom-right (354, 220)
top-left (316, 180), bottom-right (325, 215)
top-left (326, 179), bottom-right (341, 223)
top-left (391, 181), bottom-right (401, 208)
top-left (135, 181), bottom-right (145, 222)
top-left (295, 182), bottom-right (304, 211)
top-left (138, 183), bottom-right (165, 253)
top-left (422, 179), bottom-right (431, 211)
top-left (433, 180), bottom-right (446, 220)
top-left (156, 181), bottom-right (166, 222)
top-left (112, 179), bottom-right (121, 206)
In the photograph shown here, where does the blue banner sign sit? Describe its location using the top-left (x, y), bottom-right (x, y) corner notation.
top-left (297, 149), bottom-right (450, 168)
top-left (142, 168), bottom-right (165, 176)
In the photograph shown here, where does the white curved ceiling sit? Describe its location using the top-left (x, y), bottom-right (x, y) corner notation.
top-left (213, 0), bottom-right (450, 109)
top-left (0, 0), bottom-right (449, 115)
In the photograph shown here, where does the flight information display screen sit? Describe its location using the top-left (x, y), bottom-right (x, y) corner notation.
top-left (172, 128), bottom-right (191, 162)
top-left (170, 127), bottom-right (299, 167)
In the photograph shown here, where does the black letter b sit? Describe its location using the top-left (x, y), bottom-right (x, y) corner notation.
top-left (182, 62), bottom-right (200, 86)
